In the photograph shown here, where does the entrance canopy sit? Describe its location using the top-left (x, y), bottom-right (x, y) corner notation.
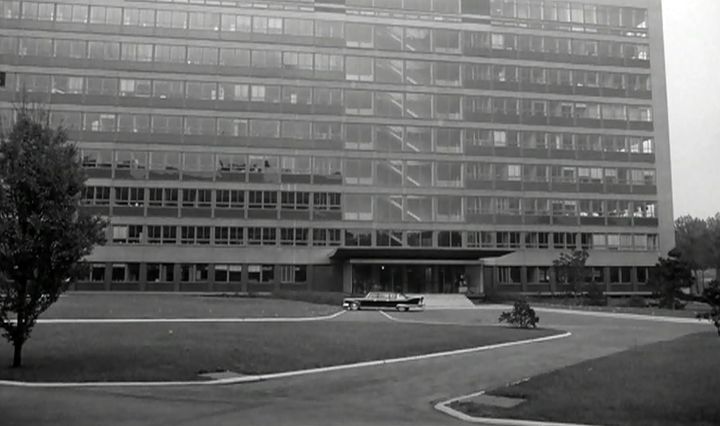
top-left (329, 248), bottom-right (512, 261)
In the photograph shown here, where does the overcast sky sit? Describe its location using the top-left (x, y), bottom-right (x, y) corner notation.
top-left (663, 0), bottom-right (720, 219)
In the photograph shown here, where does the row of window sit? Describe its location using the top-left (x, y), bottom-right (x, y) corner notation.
top-left (107, 225), bottom-right (659, 252)
top-left (490, 1), bottom-right (647, 30)
top-left (81, 151), bottom-right (658, 187)
top-left (16, 99), bottom-right (653, 136)
top-left (7, 59), bottom-right (653, 96)
top-left (497, 265), bottom-right (651, 285)
top-left (0, 31), bottom-right (651, 71)
top-left (67, 127), bottom-right (654, 159)
top-left (2, 2), bottom-right (650, 59)
top-left (82, 262), bottom-right (303, 284)
top-left (88, 186), bottom-right (657, 219)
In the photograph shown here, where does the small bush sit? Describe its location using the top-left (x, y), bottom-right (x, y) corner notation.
top-left (583, 283), bottom-right (608, 306)
top-left (622, 295), bottom-right (648, 308)
top-left (499, 300), bottom-right (540, 329)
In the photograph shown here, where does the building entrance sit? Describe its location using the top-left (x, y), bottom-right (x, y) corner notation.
top-left (350, 264), bottom-right (469, 294)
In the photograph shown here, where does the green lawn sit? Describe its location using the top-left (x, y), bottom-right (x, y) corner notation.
top-left (452, 332), bottom-right (720, 426)
top-left (0, 321), bottom-right (558, 382)
top-left (41, 293), bottom-right (339, 319)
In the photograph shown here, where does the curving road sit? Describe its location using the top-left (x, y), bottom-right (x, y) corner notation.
top-left (0, 308), bottom-right (706, 426)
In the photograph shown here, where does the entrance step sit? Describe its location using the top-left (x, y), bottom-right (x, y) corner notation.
top-left (409, 294), bottom-right (475, 309)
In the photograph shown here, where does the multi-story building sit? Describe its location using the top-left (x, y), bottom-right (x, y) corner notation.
top-left (0, 0), bottom-right (672, 295)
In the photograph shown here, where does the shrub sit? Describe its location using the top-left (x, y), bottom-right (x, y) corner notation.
top-left (583, 283), bottom-right (608, 306)
top-left (696, 280), bottom-right (720, 337)
top-left (622, 295), bottom-right (648, 308)
top-left (498, 300), bottom-right (540, 329)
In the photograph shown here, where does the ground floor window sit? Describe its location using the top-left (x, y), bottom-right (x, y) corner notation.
top-left (498, 266), bottom-right (522, 284)
top-left (279, 265), bottom-right (307, 283)
top-left (111, 263), bottom-right (140, 282)
top-left (146, 263), bottom-right (174, 282)
top-left (214, 264), bottom-right (243, 283)
top-left (248, 264), bottom-right (274, 283)
top-left (180, 264), bottom-right (208, 282)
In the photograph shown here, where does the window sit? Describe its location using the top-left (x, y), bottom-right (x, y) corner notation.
top-left (214, 265), bottom-right (243, 283)
top-left (181, 264), bottom-right (209, 282)
top-left (89, 6), bottom-right (121, 25)
top-left (248, 190), bottom-right (277, 209)
top-left (279, 265), bottom-right (307, 284)
top-left (82, 186), bottom-right (110, 206)
top-left (215, 190), bottom-right (244, 209)
top-left (86, 263), bottom-right (106, 283)
top-left (214, 227), bottom-right (243, 246)
top-left (113, 187), bottom-right (144, 207)
top-left (280, 228), bottom-right (309, 246)
top-left (111, 263), bottom-right (140, 282)
top-left (146, 263), bottom-right (175, 283)
top-left (406, 230), bottom-right (433, 247)
top-left (498, 267), bottom-right (522, 284)
top-left (187, 46), bottom-right (218, 65)
top-left (312, 228), bottom-right (342, 246)
top-left (56, 4), bottom-right (88, 23)
top-left (147, 225), bottom-right (177, 244)
top-left (112, 225), bottom-right (143, 244)
top-left (343, 194), bottom-right (373, 220)
top-left (248, 227), bottom-right (276, 246)
top-left (281, 191), bottom-right (310, 210)
top-left (344, 230), bottom-right (372, 247)
top-left (120, 42), bottom-right (152, 62)
top-left (248, 264), bottom-right (274, 283)
top-left (180, 226), bottom-right (211, 245)
top-left (182, 189), bottom-right (212, 208)
top-left (155, 44), bottom-right (186, 63)
top-left (438, 231), bottom-right (462, 248)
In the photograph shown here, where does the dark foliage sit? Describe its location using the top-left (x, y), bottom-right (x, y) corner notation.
top-left (0, 104), bottom-right (106, 367)
top-left (648, 249), bottom-right (695, 310)
top-left (696, 280), bottom-right (720, 336)
top-left (499, 300), bottom-right (539, 329)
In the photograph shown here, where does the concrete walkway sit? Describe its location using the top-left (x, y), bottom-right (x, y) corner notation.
top-left (0, 307), bottom-right (707, 426)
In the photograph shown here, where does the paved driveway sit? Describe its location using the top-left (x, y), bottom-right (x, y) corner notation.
top-left (0, 308), bottom-right (706, 426)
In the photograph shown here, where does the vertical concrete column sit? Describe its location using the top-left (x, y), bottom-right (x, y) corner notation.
top-left (208, 264), bottom-right (216, 292)
top-left (139, 262), bottom-right (147, 292)
top-left (431, 266), bottom-right (440, 293)
top-left (104, 262), bottom-right (112, 291)
top-left (173, 263), bottom-right (181, 292)
top-left (521, 265), bottom-right (528, 293)
top-left (342, 262), bottom-right (353, 294)
top-left (273, 264), bottom-right (281, 293)
top-left (401, 266), bottom-right (408, 293)
top-left (549, 267), bottom-right (557, 294)
top-left (241, 265), bottom-right (249, 294)
top-left (307, 265), bottom-right (315, 291)
top-left (631, 266), bottom-right (638, 293)
top-left (604, 266), bottom-right (611, 293)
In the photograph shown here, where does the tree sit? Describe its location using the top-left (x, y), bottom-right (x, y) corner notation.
top-left (696, 280), bottom-right (720, 336)
top-left (648, 249), bottom-right (695, 310)
top-left (0, 104), bottom-right (106, 367)
top-left (498, 299), bottom-right (539, 329)
top-left (552, 249), bottom-right (590, 299)
top-left (707, 214), bottom-right (720, 281)
top-left (674, 215), bottom-right (711, 293)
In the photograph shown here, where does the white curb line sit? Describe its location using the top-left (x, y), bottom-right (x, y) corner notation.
top-left (530, 307), bottom-right (706, 324)
top-left (435, 388), bottom-right (599, 426)
top-left (379, 310), bottom-right (504, 327)
top-left (0, 325), bottom-right (571, 388)
top-left (33, 310), bottom-right (346, 324)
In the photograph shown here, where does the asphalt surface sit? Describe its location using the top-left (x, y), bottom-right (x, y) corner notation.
top-left (0, 308), bottom-right (706, 426)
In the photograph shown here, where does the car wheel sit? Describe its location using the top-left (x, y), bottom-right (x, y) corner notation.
top-left (403, 307), bottom-right (410, 312)
top-left (395, 306), bottom-right (402, 312)
top-left (351, 302), bottom-right (360, 311)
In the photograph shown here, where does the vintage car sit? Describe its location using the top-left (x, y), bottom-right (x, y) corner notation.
top-left (342, 292), bottom-right (425, 311)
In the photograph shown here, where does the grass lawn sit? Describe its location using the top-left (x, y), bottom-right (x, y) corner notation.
top-left (41, 293), bottom-right (339, 319)
top-left (0, 321), bottom-right (557, 382)
top-left (452, 331), bottom-right (720, 426)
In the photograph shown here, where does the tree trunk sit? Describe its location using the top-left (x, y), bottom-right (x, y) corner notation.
top-left (12, 340), bottom-right (23, 368)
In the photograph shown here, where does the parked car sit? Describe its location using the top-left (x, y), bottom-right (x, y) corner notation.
top-left (342, 292), bottom-right (424, 311)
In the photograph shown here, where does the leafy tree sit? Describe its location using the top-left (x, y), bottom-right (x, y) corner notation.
top-left (707, 214), bottom-right (720, 280)
top-left (552, 249), bottom-right (590, 299)
top-left (499, 300), bottom-right (539, 329)
top-left (0, 104), bottom-right (106, 367)
top-left (674, 215), bottom-right (711, 292)
top-left (696, 280), bottom-right (720, 336)
top-left (648, 249), bottom-right (695, 310)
